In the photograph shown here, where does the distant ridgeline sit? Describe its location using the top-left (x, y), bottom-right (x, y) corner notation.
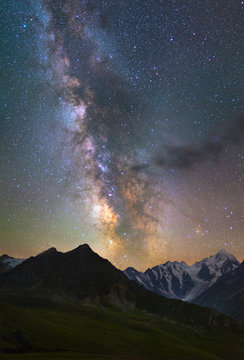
top-left (124, 249), bottom-right (244, 323)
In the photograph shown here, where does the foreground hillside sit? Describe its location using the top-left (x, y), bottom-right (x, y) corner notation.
top-left (0, 297), bottom-right (244, 360)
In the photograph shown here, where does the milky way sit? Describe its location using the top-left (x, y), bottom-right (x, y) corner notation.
top-left (0, 0), bottom-right (243, 269)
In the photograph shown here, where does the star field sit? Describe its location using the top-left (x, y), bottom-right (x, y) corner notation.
top-left (0, 0), bottom-right (243, 269)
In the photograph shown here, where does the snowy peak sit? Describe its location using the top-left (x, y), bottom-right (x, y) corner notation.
top-left (0, 255), bottom-right (25, 274)
top-left (193, 261), bottom-right (244, 323)
top-left (192, 249), bottom-right (240, 282)
top-left (215, 248), bottom-right (238, 263)
top-left (216, 248), bottom-right (230, 256)
top-left (124, 249), bottom-right (240, 302)
top-left (125, 260), bottom-right (194, 299)
top-left (208, 248), bottom-right (237, 263)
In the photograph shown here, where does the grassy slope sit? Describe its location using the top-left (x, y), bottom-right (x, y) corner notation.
top-left (0, 299), bottom-right (243, 360)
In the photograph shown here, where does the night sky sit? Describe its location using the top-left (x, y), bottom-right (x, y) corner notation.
top-left (0, 0), bottom-right (243, 270)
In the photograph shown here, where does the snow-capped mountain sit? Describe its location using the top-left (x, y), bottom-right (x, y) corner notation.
top-left (0, 255), bottom-right (25, 274)
top-left (193, 261), bottom-right (244, 323)
top-left (124, 249), bottom-right (240, 302)
top-left (0, 244), bottom-right (238, 330)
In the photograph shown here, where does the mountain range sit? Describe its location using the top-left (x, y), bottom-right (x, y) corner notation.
top-left (0, 245), bottom-right (233, 327)
top-left (124, 249), bottom-right (240, 301)
top-left (124, 249), bottom-right (244, 323)
top-left (0, 245), bottom-right (243, 359)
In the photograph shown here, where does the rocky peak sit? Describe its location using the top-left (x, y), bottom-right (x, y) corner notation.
top-left (37, 247), bottom-right (58, 257)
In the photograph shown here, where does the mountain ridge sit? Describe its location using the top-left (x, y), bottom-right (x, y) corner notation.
top-left (124, 249), bottom-right (240, 301)
top-left (0, 244), bottom-right (240, 330)
top-left (193, 261), bottom-right (244, 323)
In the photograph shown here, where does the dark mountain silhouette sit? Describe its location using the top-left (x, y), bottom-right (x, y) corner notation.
top-left (0, 244), bottom-right (241, 330)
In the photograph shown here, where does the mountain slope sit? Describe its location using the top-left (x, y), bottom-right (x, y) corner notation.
top-left (0, 245), bottom-right (137, 306)
top-left (124, 249), bottom-right (240, 301)
top-left (193, 261), bottom-right (244, 323)
top-left (0, 299), bottom-right (244, 360)
top-left (0, 245), bottom-right (240, 330)
top-left (0, 255), bottom-right (25, 274)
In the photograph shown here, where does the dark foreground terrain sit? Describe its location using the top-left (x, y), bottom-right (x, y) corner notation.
top-left (0, 295), bottom-right (244, 360)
